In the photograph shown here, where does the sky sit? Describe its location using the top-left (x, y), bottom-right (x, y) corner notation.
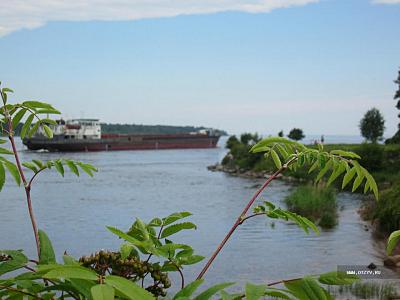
top-left (0, 0), bottom-right (399, 136)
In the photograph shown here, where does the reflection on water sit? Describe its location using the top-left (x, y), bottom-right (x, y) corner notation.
top-left (0, 138), bottom-right (398, 294)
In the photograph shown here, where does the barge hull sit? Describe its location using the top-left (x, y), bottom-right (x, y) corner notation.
top-left (23, 134), bottom-right (220, 152)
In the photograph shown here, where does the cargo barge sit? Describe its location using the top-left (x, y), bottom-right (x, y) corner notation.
top-left (23, 119), bottom-right (221, 152)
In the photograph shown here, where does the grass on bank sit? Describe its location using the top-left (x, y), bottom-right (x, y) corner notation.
top-left (285, 185), bottom-right (337, 229)
top-left (332, 281), bottom-right (399, 300)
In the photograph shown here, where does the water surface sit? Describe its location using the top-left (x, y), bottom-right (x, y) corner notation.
top-left (0, 138), bottom-right (396, 290)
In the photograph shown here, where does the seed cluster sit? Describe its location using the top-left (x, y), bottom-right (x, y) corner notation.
top-left (79, 250), bottom-right (171, 297)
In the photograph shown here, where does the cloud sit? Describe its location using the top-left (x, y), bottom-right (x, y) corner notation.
top-left (372, 0), bottom-right (400, 3)
top-left (0, 0), bottom-right (319, 37)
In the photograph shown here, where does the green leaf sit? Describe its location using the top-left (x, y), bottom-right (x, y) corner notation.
top-left (0, 163), bottom-right (5, 192)
top-left (36, 108), bottom-right (61, 115)
top-left (316, 160), bottom-right (333, 182)
top-left (300, 216), bottom-right (320, 235)
top-left (251, 137), bottom-right (306, 153)
top-left (342, 167), bottom-right (357, 189)
top-left (54, 160), bottom-right (64, 176)
top-left (106, 226), bottom-right (150, 249)
top-left (264, 289), bottom-right (292, 299)
top-left (284, 277), bottom-right (328, 300)
top-left (173, 280), bottom-right (204, 300)
top-left (66, 160), bottom-right (79, 176)
top-left (22, 162), bottom-right (38, 173)
top-left (135, 218), bottom-right (150, 240)
top-left (0, 147), bottom-right (13, 155)
top-left (22, 101), bottom-right (53, 109)
top-left (318, 271), bottom-right (359, 285)
top-left (163, 212), bottom-right (192, 226)
top-left (42, 124), bottom-right (53, 139)
top-left (105, 275), bottom-right (154, 300)
top-left (387, 230), bottom-right (400, 255)
top-left (193, 282), bottom-right (235, 300)
top-left (330, 150), bottom-right (361, 159)
top-left (0, 250), bottom-right (28, 275)
top-left (120, 243), bottom-right (135, 260)
top-left (38, 230), bottom-right (56, 265)
top-left (245, 283), bottom-right (266, 300)
top-left (91, 284), bottom-right (115, 300)
top-left (2, 88), bottom-right (14, 94)
top-left (352, 173), bottom-right (365, 192)
top-left (270, 149), bottom-right (282, 169)
top-left (178, 255), bottom-right (205, 265)
top-left (63, 255), bottom-right (79, 265)
top-left (32, 159), bottom-right (44, 169)
top-left (161, 222), bottom-right (197, 238)
top-left (19, 113), bottom-right (34, 138)
top-left (176, 248), bottom-right (194, 259)
top-left (11, 108), bottom-right (27, 130)
top-left (326, 162), bottom-right (346, 187)
top-left (40, 118), bottom-right (57, 125)
top-left (308, 160), bottom-right (319, 174)
top-left (276, 144), bottom-right (289, 159)
top-left (149, 218), bottom-right (162, 227)
top-left (69, 279), bottom-right (96, 299)
top-left (28, 122), bottom-right (40, 138)
top-left (78, 163), bottom-right (97, 177)
top-left (44, 266), bottom-right (98, 280)
top-left (363, 169), bottom-right (379, 200)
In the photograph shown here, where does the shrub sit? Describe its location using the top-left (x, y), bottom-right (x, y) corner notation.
top-left (374, 182), bottom-right (400, 233)
top-left (356, 143), bottom-right (384, 172)
top-left (285, 185), bottom-right (337, 228)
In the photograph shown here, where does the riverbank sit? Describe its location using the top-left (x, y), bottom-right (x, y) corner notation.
top-left (207, 163), bottom-right (306, 182)
top-left (216, 135), bottom-right (400, 258)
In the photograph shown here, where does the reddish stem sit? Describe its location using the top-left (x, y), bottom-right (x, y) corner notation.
top-left (1, 91), bottom-right (41, 258)
top-left (196, 158), bottom-right (296, 280)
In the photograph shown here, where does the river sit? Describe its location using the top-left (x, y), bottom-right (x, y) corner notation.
top-left (0, 137), bottom-right (397, 297)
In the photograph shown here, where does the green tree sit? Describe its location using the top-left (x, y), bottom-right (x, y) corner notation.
top-left (288, 128), bottom-right (305, 141)
top-left (360, 108), bottom-right (385, 143)
top-left (278, 130), bottom-right (284, 137)
top-left (226, 135), bottom-right (239, 150)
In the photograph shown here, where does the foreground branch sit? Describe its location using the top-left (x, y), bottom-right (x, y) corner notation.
top-left (196, 158), bottom-right (296, 279)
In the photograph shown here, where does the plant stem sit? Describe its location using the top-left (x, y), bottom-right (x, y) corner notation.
top-left (196, 158), bottom-right (296, 280)
top-left (267, 277), bottom-right (302, 286)
top-left (1, 91), bottom-right (41, 258)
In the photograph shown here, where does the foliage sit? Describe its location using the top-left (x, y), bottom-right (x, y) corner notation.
top-left (374, 182), bottom-right (400, 235)
top-left (359, 108), bottom-right (385, 143)
top-left (250, 137), bottom-right (378, 199)
top-left (386, 69), bottom-right (400, 144)
top-left (287, 128), bottom-right (305, 141)
top-left (222, 134), bottom-right (263, 170)
top-left (355, 143), bottom-right (384, 172)
top-left (0, 82), bottom-right (387, 299)
top-left (278, 130), bottom-right (284, 137)
top-left (285, 185), bottom-right (337, 228)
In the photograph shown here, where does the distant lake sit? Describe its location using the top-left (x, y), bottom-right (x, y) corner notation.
top-left (1, 137), bottom-right (397, 294)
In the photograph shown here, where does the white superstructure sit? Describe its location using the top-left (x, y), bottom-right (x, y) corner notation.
top-left (37, 119), bottom-right (101, 140)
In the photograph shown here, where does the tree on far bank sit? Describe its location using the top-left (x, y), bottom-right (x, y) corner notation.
top-left (360, 108), bottom-right (385, 143)
top-left (288, 128), bottom-right (305, 141)
top-left (240, 133), bottom-right (259, 145)
top-left (278, 130), bottom-right (284, 137)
